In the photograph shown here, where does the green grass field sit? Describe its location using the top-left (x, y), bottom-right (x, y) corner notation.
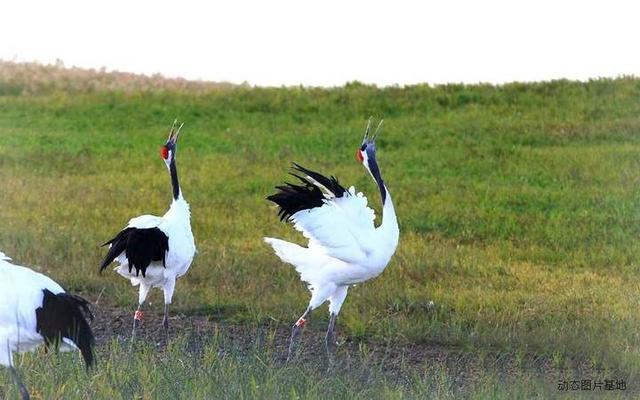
top-left (0, 63), bottom-right (638, 398)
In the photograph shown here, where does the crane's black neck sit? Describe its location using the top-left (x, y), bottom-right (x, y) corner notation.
top-left (169, 158), bottom-right (180, 200)
top-left (367, 155), bottom-right (387, 205)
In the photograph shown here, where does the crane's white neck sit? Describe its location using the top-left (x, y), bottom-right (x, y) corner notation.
top-left (165, 196), bottom-right (191, 223)
top-left (380, 185), bottom-right (399, 240)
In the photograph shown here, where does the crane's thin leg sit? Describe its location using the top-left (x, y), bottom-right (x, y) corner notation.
top-left (287, 307), bottom-right (311, 362)
top-left (131, 303), bottom-right (144, 345)
top-left (162, 303), bottom-right (170, 341)
top-left (325, 312), bottom-right (338, 360)
top-left (9, 366), bottom-right (30, 400)
top-left (162, 279), bottom-right (176, 343)
top-left (326, 285), bottom-right (348, 365)
top-left (132, 284), bottom-right (151, 346)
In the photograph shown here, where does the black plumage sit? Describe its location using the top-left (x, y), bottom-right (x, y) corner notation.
top-left (100, 227), bottom-right (169, 277)
top-left (35, 289), bottom-right (95, 368)
top-left (267, 163), bottom-right (347, 221)
top-left (291, 163), bottom-right (347, 198)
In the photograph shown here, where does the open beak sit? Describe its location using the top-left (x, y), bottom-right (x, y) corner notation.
top-left (167, 119), bottom-right (184, 143)
top-left (362, 118), bottom-right (383, 145)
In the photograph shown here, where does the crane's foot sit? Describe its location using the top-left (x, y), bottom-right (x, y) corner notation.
top-left (130, 307), bottom-right (144, 349)
top-left (287, 320), bottom-right (304, 362)
top-left (325, 313), bottom-right (337, 366)
top-left (162, 304), bottom-right (170, 342)
top-left (287, 308), bottom-right (311, 362)
top-left (9, 366), bottom-right (30, 400)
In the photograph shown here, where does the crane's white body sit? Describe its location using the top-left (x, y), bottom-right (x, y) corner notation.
top-left (112, 197), bottom-right (195, 305)
top-left (265, 185), bottom-right (399, 314)
top-left (0, 252), bottom-right (75, 367)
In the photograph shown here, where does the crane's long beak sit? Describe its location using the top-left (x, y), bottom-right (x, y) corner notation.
top-left (167, 120), bottom-right (184, 143)
top-left (363, 117), bottom-right (373, 142)
top-left (362, 118), bottom-right (383, 144)
top-left (371, 119), bottom-right (383, 141)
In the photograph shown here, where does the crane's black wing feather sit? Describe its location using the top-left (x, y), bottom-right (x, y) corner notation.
top-left (267, 163), bottom-right (347, 221)
top-left (292, 163), bottom-right (347, 198)
top-left (99, 227), bottom-right (169, 277)
top-left (36, 289), bottom-right (95, 369)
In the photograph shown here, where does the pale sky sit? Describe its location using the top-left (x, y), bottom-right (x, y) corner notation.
top-left (2, 0), bottom-right (639, 87)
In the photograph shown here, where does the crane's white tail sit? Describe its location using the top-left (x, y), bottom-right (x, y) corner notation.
top-left (0, 251), bottom-right (11, 263)
top-left (264, 237), bottom-right (340, 285)
top-left (35, 289), bottom-right (96, 368)
top-left (264, 237), bottom-right (323, 280)
top-left (265, 238), bottom-right (348, 310)
top-left (264, 238), bottom-right (309, 269)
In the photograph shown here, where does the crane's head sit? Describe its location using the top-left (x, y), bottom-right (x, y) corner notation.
top-left (357, 118), bottom-right (387, 203)
top-left (160, 119), bottom-right (183, 168)
top-left (356, 118), bottom-right (383, 171)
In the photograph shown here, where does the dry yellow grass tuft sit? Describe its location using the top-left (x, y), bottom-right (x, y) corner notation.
top-left (0, 60), bottom-right (239, 95)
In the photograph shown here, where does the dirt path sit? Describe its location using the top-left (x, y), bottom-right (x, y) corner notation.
top-left (80, 298), bottom-right (640, 397)
top-left (89, 300), bottom-right (571, 384)
top-left (91, 300), bottom-right (447, 365)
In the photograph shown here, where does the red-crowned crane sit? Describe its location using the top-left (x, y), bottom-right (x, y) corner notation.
top-left (99, 120), bottom-right (196, 340)
top-left (0, 251), bottom-right (95, 400)
top-left (264, 119), bottom-right (399, 360)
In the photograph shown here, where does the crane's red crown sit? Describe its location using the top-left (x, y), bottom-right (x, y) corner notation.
top-left (160, 146), bottom-right (169, 160)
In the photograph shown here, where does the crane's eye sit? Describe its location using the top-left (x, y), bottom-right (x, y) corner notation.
top-left (160, 146), bottom-right (169, 159)
top-left (356, 149), bottom-right (364, 162)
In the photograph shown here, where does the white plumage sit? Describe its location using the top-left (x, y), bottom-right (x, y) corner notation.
top-left (265, 186), bottom-right (398, 312)
top-left (265, 186), bottom-right (397, 292)
top-left (0, 251), bottom-right (95, 399)
top-left (265, 120), bottom-right (399, 359)
top-left (100, 121), bottom-right (195, 339)
top-left (1, 252), bottom-right (61, 365)
top-left (112, 201), bottom-right (195, 308)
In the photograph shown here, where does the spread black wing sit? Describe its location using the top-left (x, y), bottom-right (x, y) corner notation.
top-left (99, 227), bottom-right (169, 277)
top-left (267, 163), bottom-right (347, 221)
top-left (36, 289), bottom-right (95, 368)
